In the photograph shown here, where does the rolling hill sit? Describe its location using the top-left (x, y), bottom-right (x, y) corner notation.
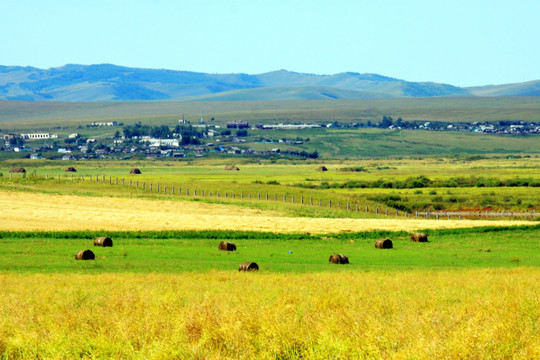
top-left (466, 80), bottom-right (540, 97)
top-left (0, 63), bottom-right (537, 102)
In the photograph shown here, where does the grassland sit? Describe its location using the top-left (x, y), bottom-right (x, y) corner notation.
top-left (0, 226), bottom-right (538, 358)
top-left (0, 227), bottom-right (538, 273)
top-left (2, 97), bottom-right (540, 128)
top-left (1, 156), bottom-right (538, 213)
top-left (0, 156), bottom-right (538, 358)
top-left (0, 269), bottom-right (538, 359)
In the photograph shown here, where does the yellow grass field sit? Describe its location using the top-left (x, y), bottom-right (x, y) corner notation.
top-left (0, 190), bottom-right (534, 233)
top-left (0, 269), bottom-right (538, 359)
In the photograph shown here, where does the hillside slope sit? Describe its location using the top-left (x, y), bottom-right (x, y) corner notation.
top-left (0, 64), bottom-right (469, 101)
top-left (466, 80), bottom-right (540, 96)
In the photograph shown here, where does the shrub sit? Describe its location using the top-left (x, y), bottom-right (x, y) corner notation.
top-left (433, 203), bottom-right (444, 211)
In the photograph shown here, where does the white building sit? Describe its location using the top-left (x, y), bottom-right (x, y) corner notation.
top-left (91, 121), bottom-right (117, 126)
top-left (21, 133), bottom-right (57, 140)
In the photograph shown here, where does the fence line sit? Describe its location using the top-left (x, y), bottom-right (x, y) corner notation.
top-left (43, 173), bottom-right (540, 220)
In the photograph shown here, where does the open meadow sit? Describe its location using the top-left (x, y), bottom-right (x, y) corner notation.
top-left (0, 156), bottom-right (539, 358)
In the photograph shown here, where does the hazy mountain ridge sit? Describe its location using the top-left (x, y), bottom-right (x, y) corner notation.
top-left (0, 64), bottom-right (536, 101)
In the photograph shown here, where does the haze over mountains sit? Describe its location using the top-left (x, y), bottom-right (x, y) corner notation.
top-left (0, 64), bottom-right (538, 102)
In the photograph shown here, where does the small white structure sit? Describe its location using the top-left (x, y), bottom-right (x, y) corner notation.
top-left (21, 133), bottom-right (56, 140)
top-left (91, 121), bottom-right (117, 126)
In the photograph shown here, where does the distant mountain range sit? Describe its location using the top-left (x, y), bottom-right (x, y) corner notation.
top-left (0, 64), bottom-right (538, 101)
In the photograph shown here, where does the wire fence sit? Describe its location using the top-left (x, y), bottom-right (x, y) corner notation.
top-left (37, 173), bottom-right (540, 220)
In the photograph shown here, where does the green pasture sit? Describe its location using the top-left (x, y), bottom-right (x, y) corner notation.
top-left (0, 226), bottom-right (538, 274)
top-left (0, 225), bottom-right (540, 273)
top-left (251, 128), bottom-right (540, 158)
top-left (1, 156), bottom-right (539, 213)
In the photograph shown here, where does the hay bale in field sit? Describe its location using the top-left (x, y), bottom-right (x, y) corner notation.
top-left (224, 165), bottom-right (240, 171)
top-left (238, 262), bottom-right (259, 271)
top-left (75, 249), bottom-right (95, 260)
top-left (65, 167), bottom-right (77, 172)
top-left (316, 166), bottom-right (328, 172)
top-left (375, 238), bottom-right (393, 249)
top-left (329, 253), bottom-right (349, 264)
top-left (94, 236), bottom-right (113, 247)
top-left (9, 167), bottom-right (26, 173)
top-left (130, 168), bottom-right (142, 174)
top-left (218, 241), bottom-right (236, 251)
top-left (410, 232), bottom-right (428, 242)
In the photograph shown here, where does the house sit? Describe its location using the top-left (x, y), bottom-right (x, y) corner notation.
top-left (91, 121), bottom-right (117, 126)
top-left (62, 154), bottom-right (75, 161)
top-left (21, 133), bottom-right (51, 140)
top-left (68, 133), bottom-right (79, 139)
top-left (227, 121), bottom-right (250, 129)
top-left (30, 153), bottom-right (42, 159)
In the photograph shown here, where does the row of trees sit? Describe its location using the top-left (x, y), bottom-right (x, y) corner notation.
top-left (122, 123), bottom-right (205, 145)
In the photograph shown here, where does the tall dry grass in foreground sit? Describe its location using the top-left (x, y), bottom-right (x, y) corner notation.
top-left (0, 269), bottom-right (538, 359)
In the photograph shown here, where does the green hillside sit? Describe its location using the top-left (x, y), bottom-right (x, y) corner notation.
top-left (182, 86), bottom-right (394, 101)
top-left (467, 80), bottom-right (540, 97)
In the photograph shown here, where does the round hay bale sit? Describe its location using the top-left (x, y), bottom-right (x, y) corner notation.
top-left (238, 262), bottom-right (259, 271)
top-left (218, 241), bottom-right (236, 251)
top-left (329, 253), bottom-right (349, 264)
top-left (410, 232), bottom-right (428, 242)
top-left (316, 166), bottom-right (328, 172)
top-left (375, 238), bottom-right (393, 249)
top-left (130, 168), bottom-right (142, 174)
top-left (65, 167), bottom-right (77, 172)
top-left (75, 249), bottom-right (95, 260)
top-left (94, 236), bottom-right (113, 247)
top-left (9, 167), bottom-right (26, 173)
top-left (224, 165), bottom-right (239, 171)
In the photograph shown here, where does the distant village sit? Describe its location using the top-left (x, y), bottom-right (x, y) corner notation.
top-left (1, 116), bottom-right (539, 160)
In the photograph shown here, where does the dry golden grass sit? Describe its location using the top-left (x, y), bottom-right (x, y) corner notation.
top-left (0, 269), bottom-right (538, 359)
top-left (0, 190), bottom-right (533, 233)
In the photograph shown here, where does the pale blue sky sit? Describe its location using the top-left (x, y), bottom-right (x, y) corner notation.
top-left (2, 0), bottom-right (539, 86)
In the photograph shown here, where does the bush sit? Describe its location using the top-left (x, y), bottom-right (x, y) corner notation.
top-left (433, 203), bottom-right (444, 211)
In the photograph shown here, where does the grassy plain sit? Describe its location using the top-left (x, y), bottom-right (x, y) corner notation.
top-left (2, 97), bottom-right (540, 128)
top-left (0, 227), bottom-right (538, 273)
top-left (0, 269), bottom-right (539, 359)
top-left (0, 156), bottom-right (539, 358)
top-left (1, 156), bottom-right (539, 213)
